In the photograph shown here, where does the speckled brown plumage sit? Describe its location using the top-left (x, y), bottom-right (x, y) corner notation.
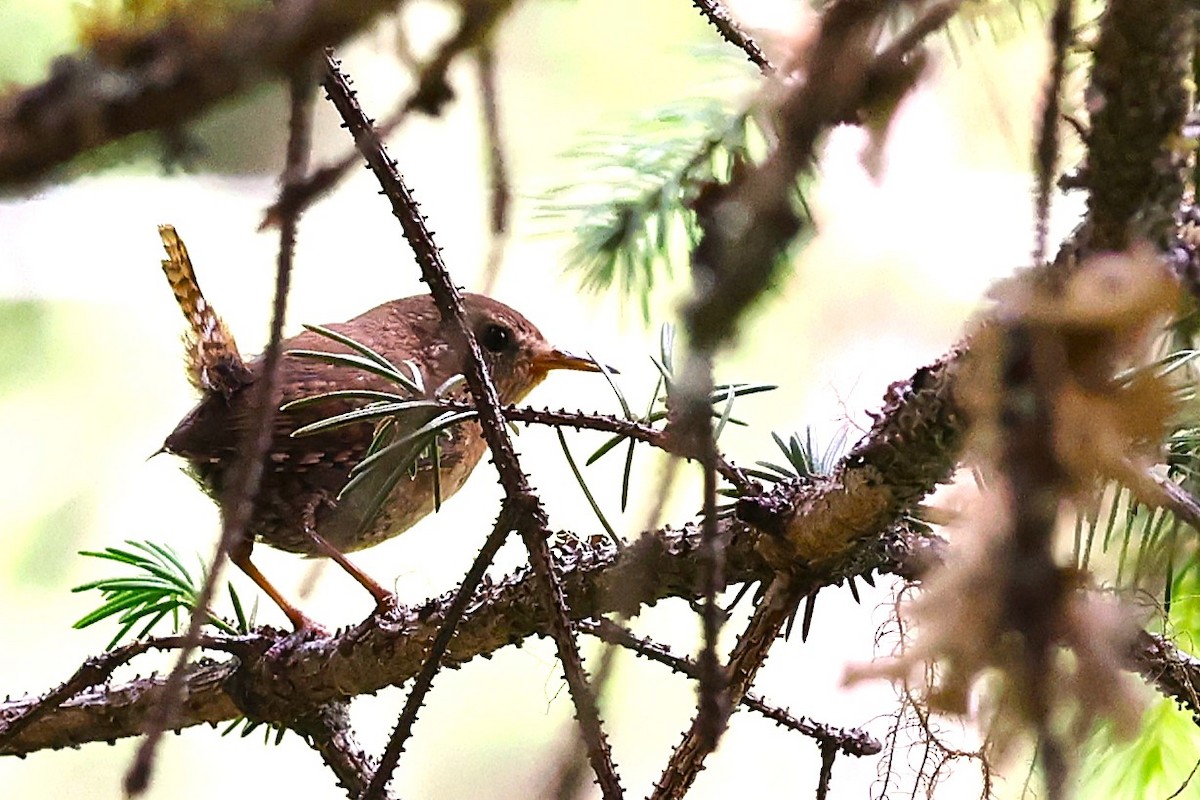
top-left (157, 226), bottom-right (600, 628)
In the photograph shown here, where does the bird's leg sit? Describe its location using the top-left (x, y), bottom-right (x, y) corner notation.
top-left (301, 499), bottom-right (395, 613)
top-left (228, 537), bottom-right (322, 632)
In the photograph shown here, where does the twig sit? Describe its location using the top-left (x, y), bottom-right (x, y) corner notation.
top-left (262, 2), bottom-right (519, 229)
top-left (1153, 474), bottom-right (1200, 535)
top-left (320, 50), bottom-right (622, 800)
top-left (362, 504), bottom-right (522, 798)
top-left (581, 617), bottom-right (881, 757)
top-left (292, 703), bottom-right (390, 800)
top-left (0, 634), bottom-right (215, 748)
top-left (689, 0), bottom-right (775, 74)
top-left (1032, 0), bottom-right (1073, 269)
top-left (1166, 756), bottom-right (1200, 800)
top-left (685, 1), bottom-right (878, 350)
top-left (479, 402), bottom-right (758, 496)
top-left (1131, 630), bottom-right (1200, 724)
top-left (124, 68), bottom-right (315, 797)
top-left (671, 355), bottom-right (730, 750)
top-left (476, 41), bottom-right (512, 294)
top-left (651, 576), bottom-right (807, 799)
top-left (815, 742), bottom-right (836, 800)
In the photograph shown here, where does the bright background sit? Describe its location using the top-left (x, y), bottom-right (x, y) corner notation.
top-left (0, 1), bottom-right (1078, 798)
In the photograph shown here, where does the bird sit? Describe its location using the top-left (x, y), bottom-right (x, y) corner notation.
top-left (156, 225), bottom-right (602, 629)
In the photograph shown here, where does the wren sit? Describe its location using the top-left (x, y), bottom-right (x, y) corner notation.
top-left (156, 225), bottom-right (601, 629)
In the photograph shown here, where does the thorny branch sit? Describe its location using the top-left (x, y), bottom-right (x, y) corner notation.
top-left (0, 636), bottom-right (184, 748)
top-left (1079, 0), bottom-right (1193, 254)
top-left (1031, 0), bottom-right (1073, 268)
top-left (651, 576), bottom-right (809, 800)
top-left (689, 0), bottom-right (775, 74)
top-left (292, 703), bottom-right (390, 800)
top-left (263, 0), bottom-right (520, 230)
top-left (580, 617), bottom-right (882, 757)
top-left (319, 51), bottom-right (621, 800)
top-left (1132, 631), bottom-right (1200, 725)
top-left (0, 518), bottom-right (925, 756)
top-left (360, 504), bottom-right (519, 797)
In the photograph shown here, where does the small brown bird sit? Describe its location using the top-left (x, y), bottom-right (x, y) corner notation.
top-left (157, 225), bottom-right (601, 629)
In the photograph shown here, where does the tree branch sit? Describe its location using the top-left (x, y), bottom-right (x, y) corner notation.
top-left (292, 703), bottom-right (390, 800)
top-left (0, 0), bottom-right (401, 184)
top-left (689, 0), bottom-right (775, 74)
top-left (581, 617), bottom-right (881, 757)
top-left (0, 516), bottom-right (930, 757)
top-left (1080, 0), bottom-right (1194, 253)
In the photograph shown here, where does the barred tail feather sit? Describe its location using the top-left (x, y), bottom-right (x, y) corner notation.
top-left (158, 225), bottom-right (252, 397)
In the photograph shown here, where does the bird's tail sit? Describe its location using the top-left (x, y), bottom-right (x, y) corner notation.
top-left (158, 224), bottom-right (252, 397)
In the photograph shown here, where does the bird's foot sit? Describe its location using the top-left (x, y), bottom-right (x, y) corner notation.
top-left (263, 621), bottom-right (328, 660)
top-left (371, 591), bottom-right (399, 620)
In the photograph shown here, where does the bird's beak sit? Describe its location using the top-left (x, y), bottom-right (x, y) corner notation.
top-left (531, 348), bottom-right (615, 374)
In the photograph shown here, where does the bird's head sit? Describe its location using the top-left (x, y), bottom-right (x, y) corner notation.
top-left (461, 293), bottom-right (604, 404)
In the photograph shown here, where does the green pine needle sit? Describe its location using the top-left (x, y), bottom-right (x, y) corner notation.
top-left (286, 337), bottom-right (478, 536)
top-left (539, 98), bottom-right (774, 322)
top-left (72, 540), bottom-right (241, 649)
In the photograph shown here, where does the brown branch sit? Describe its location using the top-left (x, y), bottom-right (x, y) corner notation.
top-left (0, 0), bottom-right (402, 185)
top-left (0, 519), bottom-right (929, 757)
top-left (665, 356), bottom-right (730, 752)
top-left (292, 703), bottom-right (390, 800)
top-left (476, 40), bottom-right (512, 294)
top-left (581, 617), bottom-right (881, 757)
top-left (262, 1), bottom-right (519, 230)
top-left (482, 402), bottom-right (757, 496)
top-left (1079, 0), bottom-right (1193, 253)
top-left (361, 504), bottom-right (520, 796)
top-left (684, 0), bottom-right (946, 351)
top-left (0, 635), bottom-right (204, 748)
top-left (651, 576), bottom-right (807, 799)
top-left (1131, 631), bottom-right (1200, 724)
top-left (815, 741), bottom-right (836, 800)
top-left (1153, 475), bottom-right (1200, 534)
top-left (1032, 0), bottom-right (1073, 268)
top-left (689, 0), bottom-right (775, 74)
top-left (319, 51), bottom-right (621, 800)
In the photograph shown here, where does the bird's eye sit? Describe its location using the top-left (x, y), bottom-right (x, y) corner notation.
top-left (480, 323), bottom-right (512, 353)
